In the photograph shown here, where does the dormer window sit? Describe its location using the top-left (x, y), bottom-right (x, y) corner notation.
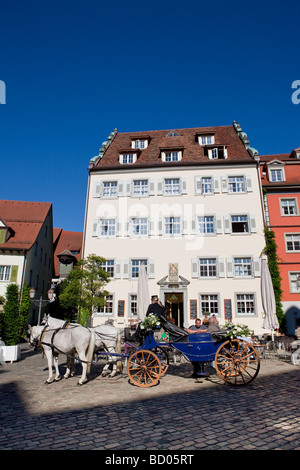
top-left (132, 139), bottom-right (148, 149)
top-left (198, 134), bottom-right (215, 146)
top-left (270, 169), bottom-right (284, 182)
top-left (119, 153), bottom-right (137, 164)
top-left (161, 150), bottom-right (182, 162)
top-left (166, 130), bottom-right (181, 137)
top-left (0, 219), bottom-right (14, 244)
top-left (267, 161), bottom-right (285, 182)
top-left (208, 146), bottom-right (227, 160)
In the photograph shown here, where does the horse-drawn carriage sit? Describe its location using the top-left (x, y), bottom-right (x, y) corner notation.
top-left (125, 317), bottom-right (260, 387)
top-left (28, 314), bottom-right (260, 388)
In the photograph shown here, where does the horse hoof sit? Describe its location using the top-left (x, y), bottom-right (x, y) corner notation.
top-left (45, 380), bottom-right (53, 385)
top-left (54, 377), bottom-right (61, 382)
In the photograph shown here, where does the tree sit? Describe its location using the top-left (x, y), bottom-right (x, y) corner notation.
top-left (2, 284), bottom-right (21, 345)
top-left (1, 283), bottom-right (32, 344)
top-left (59, 254), bottom-right (110, 323)
top-left (19, 283), bottom-right (31, 337)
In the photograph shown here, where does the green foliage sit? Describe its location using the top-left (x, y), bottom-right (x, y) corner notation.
top-left (1, 283), bottom-right (31, 344)
top-left (2, 284), bottom-right (21, 345)
top-left (263, 228), bottom-right (285, 326)
top-left (19, 283), bottom-right (31, 337)
top-left (59, 254), bottom-right (110, 320)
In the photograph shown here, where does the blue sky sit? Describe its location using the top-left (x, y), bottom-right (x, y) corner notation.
top-left (1, 0), bottom-right (300, 233)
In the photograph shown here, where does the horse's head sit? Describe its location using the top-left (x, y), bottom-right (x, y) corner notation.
top-left (41, 313), bottom-right (49, 325)
top-left (28, 325), bottom-right (43, 347)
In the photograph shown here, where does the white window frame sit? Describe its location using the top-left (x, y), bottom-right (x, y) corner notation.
top-left (0, 265), bottom-right (11, 281)
top-left (192, 257), bottom-right (225, 279)
top-left (132, 179), bottom-right (149, 197)
top-left (228, 176), bottom-right (246, 193)
top-left (198, 293), bottom-right (220, 316)
top-left (270, 168), bottom-right (284, 182)
top-left (199, 258), bottom-right (218, 278)
top-left (132, 139), bottom-right (148, 149)
top-left (285, 233), bottom-right (300, 252)
top-left (280, 198), bottom-right (298, 216)
top-left (233, 257), bottom-right (253, 278)
top-left (124, 259), bottom-right (155, 280)
top-left (194, 176), bottom-right (220, 195)
top-left (120, 153), bottom-right (137, 164)
top-left (230, 215), bottom-right (249, 233)
top-left (101, 259), bottom-right (115, 278)
top-left (161, 150), bottom-right (182, 162)
top-left (95, 294), bottom-right (114, 316)
top-left (197, 215), bottom-right (215, 235)
top-left (99, 219), bottom-right (116, 237)
top-left (102, 181), bottom-right (118, 198)
top-left (289, 272), bottom-right (300, 293)
top-left (164, 216), bottom-right (181, 236)
top-left (224, 214), bottom-right (256, 234)
top-left (129, 294), bottom-right (138, 316)
top-left (208, 147), bottom-right (227, 160)
top-left (164, 178), bottom-right (181, 195)
top-left (235, 293), bottom-right (256, 316)
top-left (198, 135), bottom-right (215, 145)
top-left (131, 217), bottom-right (149, 237)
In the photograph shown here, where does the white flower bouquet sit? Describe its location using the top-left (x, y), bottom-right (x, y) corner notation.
top-left (141, 314), bottom-right (161, 330)
top-left (224, 322), bottom-right (251, 339)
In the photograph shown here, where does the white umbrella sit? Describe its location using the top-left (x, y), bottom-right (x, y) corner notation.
top-left (261, 258), bottom-right (279, 338)
top-left (137, 264), bottom-right (149, 321)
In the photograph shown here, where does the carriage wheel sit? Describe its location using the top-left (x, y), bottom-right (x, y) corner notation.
top-left (215, 339), bottom-right (260, 386)
top-left (127, 350), bottom-right (162, 388)
top-left (153, 347), bottom-right (169, 376)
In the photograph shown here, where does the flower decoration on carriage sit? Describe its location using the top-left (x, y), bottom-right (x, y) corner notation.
top-left (224, 322), bottom-right (251, 339)
top-left (141, 314), bottom-right (161, 330)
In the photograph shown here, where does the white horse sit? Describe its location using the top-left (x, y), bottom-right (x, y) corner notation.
top-left (28, 324), bottom-right (95, 385)
top-left (43, 315), bottom-right (122, 377)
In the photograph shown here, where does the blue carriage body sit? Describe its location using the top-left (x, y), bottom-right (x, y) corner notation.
top-left (172, 333), bottom-right (221, 362)
top-left (141, 331), bottom-right (221, 363)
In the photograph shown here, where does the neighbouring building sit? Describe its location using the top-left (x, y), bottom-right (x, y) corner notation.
top-left (52, 228), bottom-right (83, 283)
top-left (83, 122), bottom-right (267, 334)
top-left (260, 147), bottom-right (300, 335)
top-left (0, 200), bottom-right (54, 323)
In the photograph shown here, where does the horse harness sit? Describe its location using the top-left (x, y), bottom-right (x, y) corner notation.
top-left (39, 321), bottom-right (73, 354)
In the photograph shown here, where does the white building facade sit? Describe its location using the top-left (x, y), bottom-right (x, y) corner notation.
top-left (83, 123), bottom-right (267, 334)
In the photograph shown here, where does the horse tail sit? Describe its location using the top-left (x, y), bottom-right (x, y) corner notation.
top-left (115, 330), bottom-right (122, 373)
top-left (86, 329), bottom-right (95, 374)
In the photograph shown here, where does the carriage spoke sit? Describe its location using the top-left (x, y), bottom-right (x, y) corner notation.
top-left (215, 339), bottom-right (260, 386)
top-left (127, 350), bottom-right (162, 387)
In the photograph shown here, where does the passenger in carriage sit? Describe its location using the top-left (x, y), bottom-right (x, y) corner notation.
top-left (185, 317), bottom-right (221, 335)
top-left (185, 318), bottom-right (208, 334)
top-left (206, 316), bottom-right (222, 334)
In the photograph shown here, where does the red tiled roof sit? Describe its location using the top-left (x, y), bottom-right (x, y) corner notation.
top-left (260, 152), bottom-right (300, 187)
top-left (0, 200), bottom-right (52, 251)
top-left (53, 229), bottom-right (83, 277)
top-left (91, 125), bottom-right (254, 171)
top-left (260, 153), bottom-right (291, 162)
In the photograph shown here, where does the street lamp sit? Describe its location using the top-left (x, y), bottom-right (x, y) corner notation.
top-left (30, 288), bottom-right (55, 325)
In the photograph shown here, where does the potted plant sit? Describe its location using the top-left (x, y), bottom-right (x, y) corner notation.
top-left (0, 284), bottom-right (22, 362)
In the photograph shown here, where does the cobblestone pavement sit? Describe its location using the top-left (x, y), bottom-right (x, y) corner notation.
top-left (0, 343), bottom-right (300, 451)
